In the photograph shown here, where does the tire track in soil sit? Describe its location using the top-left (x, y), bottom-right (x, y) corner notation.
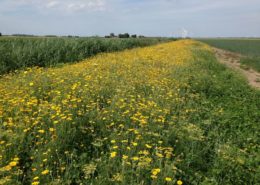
top-left (213, 48), bottom-right (260, 89)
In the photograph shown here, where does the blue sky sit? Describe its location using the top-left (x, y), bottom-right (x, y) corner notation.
top-left (0, 0), bottom-right (260, 37)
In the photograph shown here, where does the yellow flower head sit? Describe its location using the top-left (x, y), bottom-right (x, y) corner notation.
top-left (111, 140), bottom-right (116, 144)
top-left (151, 168), bottom-right (161, 176)
top-left (151, 175), bottom-right (158, 179)
top-left (13, 157), bottom-right (20, 161)
top-left (110, 151), bottom-right (117, 158)
top-left (9, 161), bottom-right (18, 167)
top-left (4, 165), bottom-right (12, 171)
top-left (131, 156), bottom-right (139, 161)
top-left (122, 155), bottom-right (128, 160)
top-left (33, 176), bottom-right (39, 181)
top-left (112, 145), bottom-right (118, 149)
top-left (38, 130), bottom-right (45, 134)
top-left (31, 181), bottom-right (40, 185)
top-left (165, 177), bottom-right (172, 182)
top-left (177, 180), bottom-right (183, 185)
top-left (41, 169), bottom-right (49, 175)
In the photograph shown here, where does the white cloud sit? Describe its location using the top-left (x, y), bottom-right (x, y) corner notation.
top-left (63, 0), bottom-right (106, 12)
top-left (1, 0), bottom-right (107, 13)
top-left (46, 1), bottom-right (60, 8)
top-left (1, 0), bottom-right (260, 37)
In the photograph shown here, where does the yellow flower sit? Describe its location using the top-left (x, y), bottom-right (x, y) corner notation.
top-left (38, 130), bottom-right (45, 134)
top-left (131, 156), bottom-right (139, 161)
top-left (9, 161), bottom-right (18, 167)
top-left (122, 155), bottom-right (128, 160)
top-left (111, 140), bottom-right (116, 144)
top-left (112, 145), bottom-right (118, 149)
top-left (4, 165), bottom-right (12, 171)
top-left (31, 181), bottom-right (40, 185)
top-left (13, 157), bottom-right (20, 161)
top-left (151, 168), bottom-right (161, 176)
top-left (29, 82), bottom-right (34, 86)
top-left (121, 140), bottom-right (128, 143)
top-left (110, 151), bottom-right (117, 158)
top-left (41, 169), bottom-right (49, 175)
top-left (156, 152), bottom-right (164, 158)
top-left (49, 128), bottom-right (55, 132)
top-left (177, 180), bottom-right (183, 185)
top-left (165, 177), bottom-right (172, 182)
top-left (132, 142), bottom-right (138, 146)
top-left (145, 144), bottom-right (152, 149)
top-left (33, 176), bottom-right (39, 181)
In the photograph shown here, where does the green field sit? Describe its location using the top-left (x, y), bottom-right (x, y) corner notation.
top-left (0, 40), bottom-right (259, 185)
top-left (199, 38), bottom-right (260, 72)
top-left (0, 37), bottom-right (172, 75)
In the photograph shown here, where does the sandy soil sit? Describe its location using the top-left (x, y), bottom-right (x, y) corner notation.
top-left (213, 48), bottom-right (260, 89)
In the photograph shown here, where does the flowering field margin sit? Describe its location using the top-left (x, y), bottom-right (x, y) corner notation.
top-left (0, 40), bottom-right (259, 185)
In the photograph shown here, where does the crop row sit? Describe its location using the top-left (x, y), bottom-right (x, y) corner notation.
top-left (0, 37), bottom-right (172, 75)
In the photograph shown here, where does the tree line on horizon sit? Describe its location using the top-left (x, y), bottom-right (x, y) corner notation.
top-left (0, 32), bottom-right (146, 38)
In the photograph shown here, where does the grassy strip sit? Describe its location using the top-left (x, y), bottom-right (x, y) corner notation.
top-left (240, 57), bottom-right (260, 72)
top-left (0, 40), bottom-right (259, 185)
top-left (0, 37), bottom-right (172, 75)
top-left (198, 38), bottom-right (260, 72)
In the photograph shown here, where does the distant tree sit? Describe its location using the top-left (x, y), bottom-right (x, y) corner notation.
top-left (45, 35), bottom-right (58, 37)
top-left (105, 35), bottom-right (110, 38)
top-left (139, 35), bottom-right (145, 38)
top-left (0, 32), bottom-right (2, 36)
top-left (12, 34), bottom-right (35, 37)
top-left (131, 34), bottom-right (137, 38)
top-left (118, 33), bottom-right (130, 38)
top-left (110, 33), bottom-right (115, 37)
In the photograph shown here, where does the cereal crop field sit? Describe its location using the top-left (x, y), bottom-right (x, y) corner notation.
top-left (0, 40), bottom-right (259, 185)
top-left (0, 37), bottom-right (172, 75)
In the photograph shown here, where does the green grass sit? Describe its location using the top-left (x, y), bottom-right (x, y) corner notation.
top-left (240, 57), bottom-right (260, 72)
top-left (198, 38), bottom-right (260, 72)
top-left (0, 36), bottom-right (172, 75)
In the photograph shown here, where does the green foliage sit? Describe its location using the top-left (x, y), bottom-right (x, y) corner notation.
top-left (0, 37), bottom-right (171, 75)
top-left (118, 33), bottom-right (130, 38)
top-left (171, 49), bottom-right (260, 185)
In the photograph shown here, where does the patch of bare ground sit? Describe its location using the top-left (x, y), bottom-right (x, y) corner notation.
top-left (213, 48), bottom-right (260, 89)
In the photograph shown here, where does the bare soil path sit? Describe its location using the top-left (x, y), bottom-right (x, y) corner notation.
top-left (213, 48), bottom-right (260, 89)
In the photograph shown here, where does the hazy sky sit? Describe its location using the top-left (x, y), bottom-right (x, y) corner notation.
top-left (0, 0), bottom-right (260, 37)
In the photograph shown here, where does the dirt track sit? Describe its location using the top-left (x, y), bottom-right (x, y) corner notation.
top-left (213, 48), bottom-right (260, 89)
